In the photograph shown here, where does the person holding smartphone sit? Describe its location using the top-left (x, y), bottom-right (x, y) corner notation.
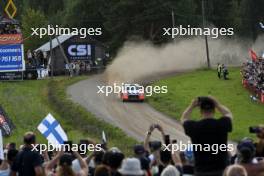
top-left (45, 150), bottom-right (88, 176)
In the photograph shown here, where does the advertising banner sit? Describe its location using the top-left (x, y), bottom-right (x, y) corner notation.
top-left (0, 34), bottom-right (22, 45)
top-left (0, 44), bottom-right (25, 72)
top-left (64, 43), bottom-right (94, 60)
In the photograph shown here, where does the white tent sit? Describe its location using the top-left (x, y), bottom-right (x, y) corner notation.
top-left (35, 34), bottom-right (73, 52)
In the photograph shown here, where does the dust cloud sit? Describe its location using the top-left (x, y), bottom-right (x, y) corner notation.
top-left (105, 36), bottom-right (256, 83)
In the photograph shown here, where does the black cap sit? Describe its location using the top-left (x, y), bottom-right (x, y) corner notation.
top-left (134, 144), bottom-right (145, 155)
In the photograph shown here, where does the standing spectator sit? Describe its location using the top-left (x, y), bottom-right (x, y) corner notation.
top-left (11, 132), bottom-right (43, 176)
top-left (133, 144), bottom-right (151, 176)
top-left (181, 96), bottom-right (233, 176)
top-left (223, 164), bottom-right (248, 176)
top-left (0, 149), bottom-right (18, 176)
top-left (45, 151), bottom-right (88, 176)
top-left (161, 165), bottom-right (180, 176)
top-left (217, 63), bottom-right (222, 79)
top-left (75, 61), bottom-right (81, 76)
top-left (254, 125), bottom-right (264, 157)
top-left (95, 165), bottom-right (111, 176)
top-left (102, 148), bottom-right (124, 176)
top-left (27, 50), bottom-right (33, 64)
top-left (118, 158), bottom-right (144, 176)
top-left (223, 64), bottom-right (229, 80)
top-left (235, 139), bottom-right (264, 176)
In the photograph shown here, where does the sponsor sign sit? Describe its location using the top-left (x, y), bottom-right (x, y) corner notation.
top-left (0, 34), bottom-right (22, 44)
top-left (0, 44), bottom-right (25, 72)
top-left (0, 71), bottom-right (23, 80)
top-left (65, 43), bottom-right (94, 60)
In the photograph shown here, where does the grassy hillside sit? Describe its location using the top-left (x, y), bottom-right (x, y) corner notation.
top-left (148, 68), bottom-right (264, 141)
top-left (0, 77), bottom-right (136, 154)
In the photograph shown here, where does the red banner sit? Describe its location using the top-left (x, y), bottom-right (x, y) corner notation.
top-left (0, 34), bottom-right (22, 44)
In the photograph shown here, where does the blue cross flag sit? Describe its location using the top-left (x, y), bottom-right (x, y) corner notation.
top-left (259, 22), bottom-right (264, 30)
top-left (37, 113), bottom-right (68, 145)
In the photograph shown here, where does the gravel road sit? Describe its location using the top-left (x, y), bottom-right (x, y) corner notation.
top-left (67, 75), bottom-right (189, 142)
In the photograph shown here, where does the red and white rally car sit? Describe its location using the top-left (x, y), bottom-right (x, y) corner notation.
top-left (120, 84), bottom-right (145, 102)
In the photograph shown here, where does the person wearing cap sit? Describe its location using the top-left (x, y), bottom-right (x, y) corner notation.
top-left (11, 132), bottom-right (43, 176)
top-left (181, 96), bottom-right (233, 176)
top-left (134, 144), bottom-right (151, 176)
top-left (118, 158), bottom-right (144, 176)
top-left (235, 139), bottom-right (264, 176)
top-left (102, 147), bottom-right (124, 176)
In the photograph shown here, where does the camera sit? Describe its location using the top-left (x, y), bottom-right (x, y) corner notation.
top-left (149, 141), bottom-right (162, 151)
top-left (249, 126), bottom-right (262, 133)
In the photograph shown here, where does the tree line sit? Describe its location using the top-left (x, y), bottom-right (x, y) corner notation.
top-left (1, 0), bottom-right (264, 54)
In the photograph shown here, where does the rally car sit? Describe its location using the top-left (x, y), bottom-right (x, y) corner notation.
top-left (120, 84), bottom-right (145, 102)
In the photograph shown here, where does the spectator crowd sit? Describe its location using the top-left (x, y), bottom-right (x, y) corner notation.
top-left (26, 49), bottom-right (50, 79)
top-left (0, 96), bottom-right (263, 176)
top-left (0, 22), bottom-right (21, 35)
top-left (241, 58), bottom-right (264, 96)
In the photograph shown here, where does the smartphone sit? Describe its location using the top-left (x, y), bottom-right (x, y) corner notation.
top-left (165, 135), bottom-right (170, 145)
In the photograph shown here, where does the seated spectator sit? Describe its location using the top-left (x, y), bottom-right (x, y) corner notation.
top-left (11, 132), bottom-right (43, 176)
top-left (181, 96), bottom-right (233, 176)
top-left (223, 164), bottom-right (248, 176)
top-left (118, 158), bottom-right (144, 176)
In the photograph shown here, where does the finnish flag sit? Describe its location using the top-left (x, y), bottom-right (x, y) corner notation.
top-left (259, 22), bottom-right (264, 29)
top-left (37, 113), bottom-right (68, 145)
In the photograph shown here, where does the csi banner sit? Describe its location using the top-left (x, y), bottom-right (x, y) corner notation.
top-left (0, 44), bottom-right (25, 72)
top-left (65, 43), bottom-right (94, 60)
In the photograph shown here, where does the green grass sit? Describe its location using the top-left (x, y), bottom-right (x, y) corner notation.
top-left (148, 68), bottom-right (264, 141)
top-left (0, 77), bottom-right (136, 155)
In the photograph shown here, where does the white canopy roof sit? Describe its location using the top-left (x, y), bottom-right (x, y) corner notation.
top-left (35, 34), bottom-right (73, 52)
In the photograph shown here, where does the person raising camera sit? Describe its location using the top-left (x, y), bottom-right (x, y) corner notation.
top-left (181, 96), bottom-right (233, 176)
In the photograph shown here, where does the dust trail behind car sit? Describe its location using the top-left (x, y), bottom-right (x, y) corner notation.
top-left (104, 36), bottom-right (261, 83)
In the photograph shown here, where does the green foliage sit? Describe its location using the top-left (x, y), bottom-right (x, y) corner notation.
top-left (21, 8), bottom-right (49, 51)
top-left (8, 0), bottom-right (264, 55)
